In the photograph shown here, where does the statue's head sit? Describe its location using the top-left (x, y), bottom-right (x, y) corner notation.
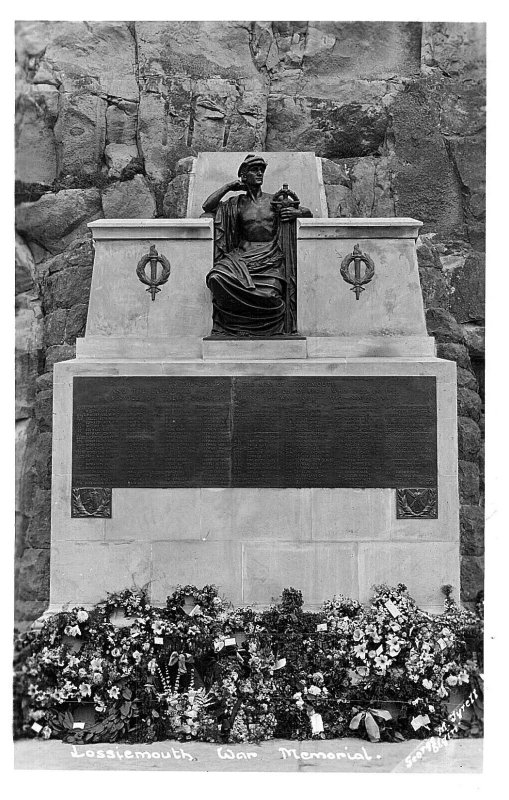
top-left (238, 154), bottom-right (267, 185)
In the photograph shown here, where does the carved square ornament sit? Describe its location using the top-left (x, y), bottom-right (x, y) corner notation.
top-left (71, 487), bottom-right (112, 518)
top-left (396, 488), bottom-right (438, 519)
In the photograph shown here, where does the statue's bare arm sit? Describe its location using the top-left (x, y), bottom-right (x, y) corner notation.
top-left (202, 180), bottom-right (245, 214)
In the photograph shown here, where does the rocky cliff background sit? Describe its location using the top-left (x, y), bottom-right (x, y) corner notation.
top-left (15, 21), bottom-right (485, 623)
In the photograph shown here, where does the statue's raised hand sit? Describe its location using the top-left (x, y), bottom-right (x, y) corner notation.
top-left (202, 178), bottom-right (246, 213)
top-left (229, 179), bottom-right (246, 192)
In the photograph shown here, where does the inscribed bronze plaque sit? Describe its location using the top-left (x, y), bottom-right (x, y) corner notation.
top-left (72, 376), bottom-right (437, 489)
top-left (72, 377), bottom-right (232, 488)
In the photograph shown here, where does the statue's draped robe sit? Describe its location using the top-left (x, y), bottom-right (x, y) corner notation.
top-left (206, 196), bottom-right (287, 336)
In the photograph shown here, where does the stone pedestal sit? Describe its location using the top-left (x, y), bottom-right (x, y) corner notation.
top-left (49, 153), bottom-right (460, 614)
top-left (51, 355), bottom-right (458, 613)
top-left (297, 218), bottom-right (435, 356)
top-left (78, 219), bottom-right (213, 359)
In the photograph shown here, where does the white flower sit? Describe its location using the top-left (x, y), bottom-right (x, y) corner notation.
top-left (148, 658), bottom-right (157, 675)
top-left (64, 625), bottom-right (81, 637)
top-left (446, 675), bottom-right (458, 687)
top-left (308, 685), bottom-right (321, 696)
top-left (387, 636), bottom-right (401, 657)
top-left (354, 643), bottom-right (367, 659)
top-left (374, 654), bottom-right (390, 672)
top-left (42, 726), bottom-right (52, 740)
top-left (77, 610), bottom-right (89, 623)
top-left (79, 683), bottom-right (92, 697)
top-left (108, 686), bottom-right (120, 699)
top-left (422, 679), bottom-right (433, 690)
top-left (90, 658), bottom-right (103, 671)
top-left (296, 699), bottom-right (305, 710)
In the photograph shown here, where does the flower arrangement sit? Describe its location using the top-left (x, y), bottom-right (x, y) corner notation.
top-left (13, 583), bottom-right (483, 744)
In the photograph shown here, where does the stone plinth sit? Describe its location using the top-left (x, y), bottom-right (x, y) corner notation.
top-left (50, 356), bottom-right (459, 613)
top-left (79, 219), bottom-right (213, 359)
top-left (297, 219), bottom-right (432, 355)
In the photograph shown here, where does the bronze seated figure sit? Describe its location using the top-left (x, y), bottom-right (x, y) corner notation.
top-left (203, 154), bottom-right (312, 336)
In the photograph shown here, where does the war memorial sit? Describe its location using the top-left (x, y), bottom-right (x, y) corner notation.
top-left (48, 150), bottom-right (459, 612)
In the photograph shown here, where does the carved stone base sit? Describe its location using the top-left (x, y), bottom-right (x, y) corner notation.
top-left (50, 356), bottom-right (459, 613)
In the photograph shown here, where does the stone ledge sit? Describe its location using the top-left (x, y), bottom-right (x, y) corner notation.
top-left (76, 336), bottom-right (436, 360)
top-left (298, 218), bottom-right (423, 239)
top-left (88, 219), bottom-right (213, 240)
top-left (53, 356), bottom-right (456, 379)
top-left (202, 337), bottom-right (307, 360)
top-left (76, 336), bottom-right (203, 359)
top-left (306, 336), bottom-right (436, 358)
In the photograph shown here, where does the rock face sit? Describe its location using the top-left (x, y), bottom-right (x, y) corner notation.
top-left (15, 188), bottom-right (103, 254)
top-left (15, 21), bottom-right (485, 621)
top-left (102, 175), bottom-right (157, 219)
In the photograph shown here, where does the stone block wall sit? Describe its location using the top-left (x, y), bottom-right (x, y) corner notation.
top-left (14, 21), bottom-right (485, 622)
